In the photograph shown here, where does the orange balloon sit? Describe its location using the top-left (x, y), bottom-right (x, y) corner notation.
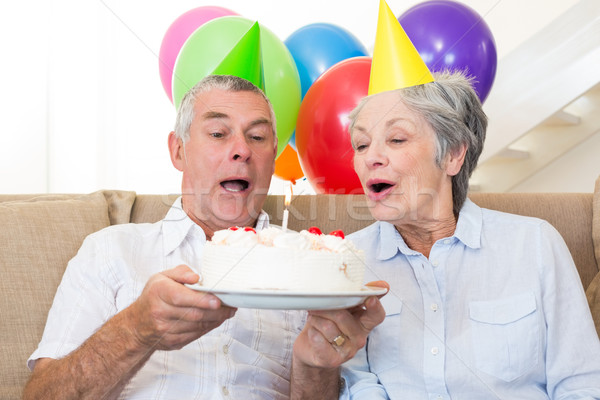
top-left (274, 144), bottom-right (304, 184)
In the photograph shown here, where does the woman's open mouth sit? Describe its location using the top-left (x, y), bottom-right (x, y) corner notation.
top-left (366, 179), bottom-right (395, 201)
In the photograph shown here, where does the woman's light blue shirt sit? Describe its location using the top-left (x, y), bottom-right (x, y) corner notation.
top-left (341, 199), bottom-right (600, 400)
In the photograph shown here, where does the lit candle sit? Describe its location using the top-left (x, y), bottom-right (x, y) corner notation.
top-left (282, 190), bottom-right (291, 232)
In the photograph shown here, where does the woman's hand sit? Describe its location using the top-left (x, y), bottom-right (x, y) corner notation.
top-left (290, 281), bottom-right (389, 399)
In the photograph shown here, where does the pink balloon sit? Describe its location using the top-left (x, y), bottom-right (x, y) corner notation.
top-left (158, 6), bottom-right (238, 103)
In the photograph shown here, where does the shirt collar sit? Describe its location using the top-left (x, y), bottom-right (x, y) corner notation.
top-left (377, 222), bottom-right (415, 260)
top-left (161, 197), bottom-right (270, 256)
top-left (453, 198), bottom-right (482, 249)
top-left (376, 198), bottom-right (482, 260)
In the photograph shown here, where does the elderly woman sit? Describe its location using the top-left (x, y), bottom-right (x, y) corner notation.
top-left (339, 71), bottom-right (600, 399)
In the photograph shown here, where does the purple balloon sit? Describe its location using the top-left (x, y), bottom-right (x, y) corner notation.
top-left (398, 0), bottom-right (497, 103)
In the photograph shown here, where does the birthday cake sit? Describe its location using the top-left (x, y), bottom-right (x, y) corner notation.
top-left (201, 226), bottom-right (365, 292)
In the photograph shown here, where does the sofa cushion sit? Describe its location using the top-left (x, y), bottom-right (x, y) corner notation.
top-left (470, 192), bottom-right (596, 290)
top-left (130, 194), bottom-right (180, 223)
top-left (0, 192), bottom-right (110, 398)
top-left (0, 190), bottom-right (136, 226)
top-left (101, 190), bottom-right (137, 225)
top-left (263, 194), bottom-right (376, 235)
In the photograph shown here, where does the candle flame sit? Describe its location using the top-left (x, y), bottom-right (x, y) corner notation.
top-left (284, 184), bottom-right (293, 207)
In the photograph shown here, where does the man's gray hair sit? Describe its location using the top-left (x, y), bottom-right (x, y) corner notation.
top-left (174, 75), bottom-right (277, 145)
top-left (349, 70), bottom-right (487, 215)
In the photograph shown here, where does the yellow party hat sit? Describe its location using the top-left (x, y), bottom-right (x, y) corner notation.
top-left (368, 0), bottom-right (434, 95)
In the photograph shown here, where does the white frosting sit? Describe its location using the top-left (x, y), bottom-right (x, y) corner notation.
top-left (257, 226), bottom-right (282, 246)
top-left (228, 228), bottom-right (259, 247)
top-left (210, 229), bottom-right (234, 244)
top-left (272, 232), bottom-right (312, 250)
top-left (319, 235), bottom-right (346, 252)
top-left (202, 226), bottom-right (365, 292)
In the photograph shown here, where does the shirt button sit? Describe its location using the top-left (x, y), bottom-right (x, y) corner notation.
top-left (222, 345), bottom-right (229, 354)
top-left (222, 386), bottom-right (229, 396)
top-left (431, 347), bottom-right (439, 355)
top-left (443, 239), bottom-right (451, 245)
top-left (430, 303), bottom-right (438, 312)
top-left (432, 260), bottom-right (439, 267)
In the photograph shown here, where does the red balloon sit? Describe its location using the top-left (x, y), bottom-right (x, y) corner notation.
top-left (295, 57), bottom-right (371, 194)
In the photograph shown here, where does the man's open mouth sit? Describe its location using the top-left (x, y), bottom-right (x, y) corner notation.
top-left (221, 179), bottom-right (249, 192)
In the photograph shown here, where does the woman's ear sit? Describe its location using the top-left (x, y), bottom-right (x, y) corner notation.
top-left (168, 131), bottom-right (185, 171)
top-left (445, 144), bottom-right (467, 177)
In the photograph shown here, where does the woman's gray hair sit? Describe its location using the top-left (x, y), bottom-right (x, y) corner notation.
top-left (174, 75), bottom-right (277, 146)
top-left (348, 70), bottom-right (487, 215)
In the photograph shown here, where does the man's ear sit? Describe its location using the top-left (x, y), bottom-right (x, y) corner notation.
top-left (168, 131), bottom-right (185, 171)
top-left (445, 144), bottom-right (467, 177)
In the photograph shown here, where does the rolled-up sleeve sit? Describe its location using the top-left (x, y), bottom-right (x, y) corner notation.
top-left (339, 344), bottom-right (388, 399)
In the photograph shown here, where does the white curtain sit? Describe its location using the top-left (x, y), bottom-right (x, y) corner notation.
top-left (2, 0), bottom-right (188, 194)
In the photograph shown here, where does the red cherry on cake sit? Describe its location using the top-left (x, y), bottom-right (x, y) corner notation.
top-left (308, 226), bottom-right (322, 235)
top-left (329, 230), bottom-right (345, 239)
top-left (243, 227), bottom-right (256, 234)
top-left (229, 227), bottom-right (239, 231)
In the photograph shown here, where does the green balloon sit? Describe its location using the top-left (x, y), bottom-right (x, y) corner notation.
top-left (172, 16), bottom-right (301, 156)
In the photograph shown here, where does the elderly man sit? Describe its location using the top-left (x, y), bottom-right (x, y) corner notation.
top-left (23, 75), bottom-right (386, 399)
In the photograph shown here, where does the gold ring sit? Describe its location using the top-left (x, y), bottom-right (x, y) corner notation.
top-left (332, 334), bottom-right (346, 347)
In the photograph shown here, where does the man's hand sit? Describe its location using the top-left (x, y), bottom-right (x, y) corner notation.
top-left (290, 281), bottom-right (389, 399)
top-left (23, 265), bottom-right (237, 400)
top-left (128, 264), bottom-right (237, 351)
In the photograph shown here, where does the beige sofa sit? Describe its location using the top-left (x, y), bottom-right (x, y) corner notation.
top-left (2, 180), bottom-right (600, 399)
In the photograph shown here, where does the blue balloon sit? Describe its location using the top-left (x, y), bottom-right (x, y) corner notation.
top-left (285, 23), bottom-right (368, 99)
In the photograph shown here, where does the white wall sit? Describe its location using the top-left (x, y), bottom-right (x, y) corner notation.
top-left (0, 0), bottom-right (582, 194)
top-left (0, 2), bottom-right (50, 192)
top-left (511, 130), bottom-right (600, 193)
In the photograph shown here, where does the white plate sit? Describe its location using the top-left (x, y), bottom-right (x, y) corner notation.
top-left (185, 284), bottom-right (388, 310)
